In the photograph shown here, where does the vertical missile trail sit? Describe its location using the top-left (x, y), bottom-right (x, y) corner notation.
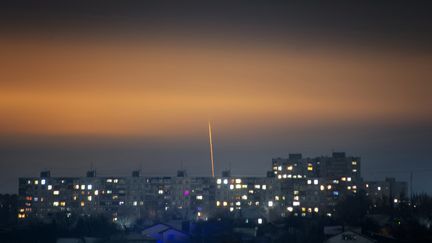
top-left (208, 121), bottom-right (215, 178)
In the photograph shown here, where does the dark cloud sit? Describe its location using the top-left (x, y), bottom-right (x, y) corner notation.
top-left (1, 1), bottom-right (432, 50)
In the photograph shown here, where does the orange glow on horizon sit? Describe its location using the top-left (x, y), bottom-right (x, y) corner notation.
top-left (0, 38), bottom-right (431, 138)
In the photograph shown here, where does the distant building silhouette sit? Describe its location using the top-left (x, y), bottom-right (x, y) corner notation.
top-left (17, 152), bottom-right (407, 224)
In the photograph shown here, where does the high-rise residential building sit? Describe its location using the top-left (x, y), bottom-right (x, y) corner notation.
top-left (17, 152), bottom-right (406, 224)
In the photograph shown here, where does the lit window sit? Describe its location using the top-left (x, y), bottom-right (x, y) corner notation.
top-left (34, 180), bottom-right (39, 185)
top-left (254, 185), bottom-right (261, 189)
top-left (327, 185), bottom-right (332, 190)
top-left (223, 201), bottom-right (228, 206)
top-left (87, 185), bottom-right (92, 190)
top-left (235, 178), bottom-right (241, 184)
top-left (113, 179), bottom-right (118, 183)
top-left (293, 201), bottom-right (300, 206)
top-left (320, 185), bottom-right (325, 191)
top-left (341, 177), bottom-right (346, 181)
top-left (74, 185), bottom-right (80, 189)
top-left (278, 166), bottom-right (282, 171)
top-left (242, 195), bottom-right (247, 200)
top-left (287, 166), bottom-right (293, 171)
top-left (275, 196), bottom-right (279, 201)
top-left (313, 179), bottom-right (318, 185)
top-left (53, 201), bottom-right (59, 206)
top-left (87, 196), bottom-right (92, 201)
top-left (258, 218), bottom-right (263, 224)
top-left (216, 201), bottom-right (220, 206)
top-left (196, 195), bottom-right (203, 200)
top-left (377, 186), bottom-right (381, 191)
top-left (216, 179), bottom-right (222, 184)
top-left (236, 201), bottom-right (241, 206)
top-left (53, 190), bottom-right (60, 195)
top-left (294, 196), bottom-right (299, 201)
top-left (268, 201), bottom-right (274, 207)
top-left (106, 179), bottom-right (112, 183)
top-left (229, 207), bottom-right (234, 212)
top-left (41, 179), bottom-right (46, 185)
top-left (197, 212), bottom-right (201, 217)
top-left (262, 185), bottom-right (267, 190)
top-left (314, 207), bottom-right (319, 213)
top-left (223, 179), bottom-right (228, 185)
top-left (352, 161), bottom-right (357, 165)
top-left (47, 185), bottom-right (53, 190)
top-left (287, 206), bottom-right (293, 212)
top-left (307, 180), bottom-right (312, 185)
top-left (60, 201), bottom-right (66, 207)
top-left (235, 184), bottom-right (241, 189)
top-left (347, 177), bottom-right (352, 182)
top-left (277, 174), bottom-right (282, 179)
top-left (94, 190), bottom-right (99, 195)
top-left (230, 184), bottom-right (234, 190)
top-left (158, 189), bottom-right (164, 194)
top-left (81, 185), bottom-right (85, 190)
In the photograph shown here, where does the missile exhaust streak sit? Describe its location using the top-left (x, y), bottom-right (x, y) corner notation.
top-left (208, 121), bottom-right (215, 178)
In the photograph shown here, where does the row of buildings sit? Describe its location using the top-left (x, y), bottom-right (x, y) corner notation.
top-left (17, 152), bottom-right (407, 225)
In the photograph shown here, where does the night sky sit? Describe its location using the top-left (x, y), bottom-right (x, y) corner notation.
top-left (0, 1), bottom-right (431, 194)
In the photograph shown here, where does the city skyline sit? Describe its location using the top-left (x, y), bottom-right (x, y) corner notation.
top-left (18, 151), bottom-right (407, 224)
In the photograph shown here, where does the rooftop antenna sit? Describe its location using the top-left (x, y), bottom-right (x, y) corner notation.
top-left (410, 171), bottom-right (413, 201)
top-left (208, 121), bottom-right (215, 178)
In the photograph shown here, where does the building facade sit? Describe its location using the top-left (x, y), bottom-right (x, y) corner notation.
top-left (17, 152), bottom-right (407, 224)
